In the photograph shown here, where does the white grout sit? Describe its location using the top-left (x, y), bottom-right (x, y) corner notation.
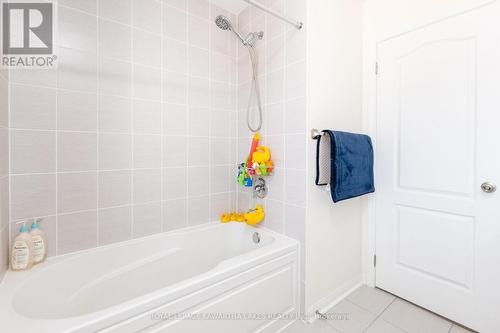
top-left (129, 0), bottom-right (135, 240)
top-left (160, 0), bottom-right (165, 232)
top-left (95, 0), bottom-right (100, 248)
top-left (185, 0), bottom-right (191, 228)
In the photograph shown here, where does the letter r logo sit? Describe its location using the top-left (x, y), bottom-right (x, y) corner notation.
top-left (2, 2), bottom-right (53, 54)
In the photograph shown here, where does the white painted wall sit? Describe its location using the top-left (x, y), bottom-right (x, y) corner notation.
top-left (305, 0), bottom-right (364, 316)
top-left (361, 0), bottom-right (497, 287)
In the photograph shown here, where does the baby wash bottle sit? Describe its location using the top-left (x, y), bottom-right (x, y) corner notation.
top-left (30, 218), bottom-right (47, 264)
top-left (11, 221), bottom-right (33, 271)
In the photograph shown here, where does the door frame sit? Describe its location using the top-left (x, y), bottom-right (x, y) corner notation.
top-left (362, 0), bottom-right (499, 288)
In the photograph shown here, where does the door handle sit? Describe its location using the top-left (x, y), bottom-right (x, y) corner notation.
top-left (481, 182), bottom-right (497, 193)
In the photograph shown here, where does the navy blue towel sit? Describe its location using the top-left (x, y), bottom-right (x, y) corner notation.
top-left (316, 130), bottom-right (375, 203)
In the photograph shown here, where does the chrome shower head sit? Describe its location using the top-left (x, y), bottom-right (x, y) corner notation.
top-left (215, 15), bottom-right (232, 31)
top-left (215, 15), bottom-right (253, 46)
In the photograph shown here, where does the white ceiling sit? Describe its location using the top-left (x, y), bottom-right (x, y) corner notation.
top-left (210, 0), bottom-right (249, 15)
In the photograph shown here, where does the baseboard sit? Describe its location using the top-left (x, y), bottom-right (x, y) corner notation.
top-left (306, 275), bottom-right (363, 323)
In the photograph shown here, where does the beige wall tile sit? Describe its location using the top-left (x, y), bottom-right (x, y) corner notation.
top-left (58, 211), bottom-right (98, 254)
top-left (99, 19), bottom-right (132, 62)
top-left (163, 167), bottom-right (187, 200)
top-left (11, 130), bottom-right (56, 174)
top-left (133, 169), bottom-right (162, 203)
top-left (0, 226), bottom-right (9, 282)
top-left (98, 170), bottom-right (131, 208)
top-left (132, 0), bottom-right (162, 34)
top-left (98, 96), bottom-right (132, 133)
top-left (11, 174), bottom-right (57, 220)
top-left (10, 85), bottom-right (56, 130)
top-left (57, 90), bottom-right (98, 132)
top-left (163, 199), bottom-right (187, 231)
top-left (58, 132), bottom-right (98, 172)
top-left (58, 48), bottom-right (98, 93)
top-left (98, 0), bottom-right (131, 25)
top-left (187, 195), bottom-right (210, 226)
top-left (98, 206), bottom-right (132, 245)
top-left (58, 172), bottom-right (98, 213)
top-left (0, 177), bottom-right (9, 230)
top-left (133, 135), bottom-right (161, 168)
top-left (98, 133), bottom-right (132, 170)
top-left (133, 202), bottom-right (161, 238)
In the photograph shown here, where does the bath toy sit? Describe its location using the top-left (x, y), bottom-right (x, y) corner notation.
top-left (248, 133), bottom-right (260, 165)
top-left (253, 162), bottom-right (261, 175)
top-left (220, 213), bottom-right (231, 223)
top-left (244, 177), bottom-right (253, 187)
top-left (237, 172), bottom-right (244, 185)
top-left (237, 163), bottom-right (245, 185)
top-left (220, 212), bottom-right (247, 223)
top-left (252, 146), bottom-right (271, 163)
top-left (249, 162), bottom-right (256, 175)
top-left (260, 162), bottom-right (267, 176)
top-left (237, 134), bottom-right (274, 188)
top-left (244, 205), bottom-right (265, 225)
top-left (265, 161), bottom-right (274, 174)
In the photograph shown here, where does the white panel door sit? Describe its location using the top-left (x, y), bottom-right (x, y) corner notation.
top-left (375, 3), bottom-right (500, 332)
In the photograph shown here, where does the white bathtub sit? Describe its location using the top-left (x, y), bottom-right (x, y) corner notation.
top-left (0, 222), bottom-right (299, 333)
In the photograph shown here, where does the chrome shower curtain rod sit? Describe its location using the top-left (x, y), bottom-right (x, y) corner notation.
top-left (243, 0), bottom-right (303, 29)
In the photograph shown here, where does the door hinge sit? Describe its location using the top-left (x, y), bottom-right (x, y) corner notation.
top-left (373, 254), bottom-right (377, 267)
top-left (375, 62), bottom-right (379, 75)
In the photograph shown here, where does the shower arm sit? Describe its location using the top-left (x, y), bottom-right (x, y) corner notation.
top-left (243, 0), bottom-right (303, 30)
top-left (231, 28), bottom-right (248, 45)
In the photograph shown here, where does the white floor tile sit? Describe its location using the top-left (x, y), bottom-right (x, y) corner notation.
top-left (450, 324), bottom-right (474, 333)
top-left (381, 298), bottom-right (452, 333)
top-left (281, 320), bottom-right (340, 333)
top-left (347, 286), bottom-right (396, 315)
top-left (324, 300), bottom-right (376, 333)
top-left (365, 318), bottom-right (406, 333)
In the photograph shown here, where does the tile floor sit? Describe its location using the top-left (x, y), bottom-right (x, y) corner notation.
top-left (282, 286), bottom-right (474, 333)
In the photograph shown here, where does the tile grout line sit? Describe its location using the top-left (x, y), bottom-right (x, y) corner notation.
top-left (8, 78), bottom-right (239, 102)
top-left (7, 64), bottom-right (12, 258)
top-left (281, 0), bottom-right (287, 236)
top-left (96, 0), bottom-right (100, 248)
top-left (54, 39), bottom-right (59, 255)
top-left (8, 127), bottom-right (237, 139)
top-left (129, 0), bottom-right (135, 241)
top-left (160, 0), bottom-right (165, 232)
top-left (185, 0), bottom-right (191, 229)
top-left (233, 10), bottom-right (239, 214)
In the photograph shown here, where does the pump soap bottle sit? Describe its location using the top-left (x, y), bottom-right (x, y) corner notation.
top-left (11, 221), bottom-right (33, 271)
top-left (30, 218), bottom-right (47, 264)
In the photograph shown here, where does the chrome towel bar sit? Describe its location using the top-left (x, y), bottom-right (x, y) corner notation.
top-left (311, 129), bottom-right (325, 140)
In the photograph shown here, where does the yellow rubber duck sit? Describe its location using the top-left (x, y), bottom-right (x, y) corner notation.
top-left (220, 212), bottom-right (246, 223)
top-left (220, 213), bottom-right (231, 223)
top-left (252, 146), bottom-right (271, 164)
top-left (244, 205), bottom-right (265, 225)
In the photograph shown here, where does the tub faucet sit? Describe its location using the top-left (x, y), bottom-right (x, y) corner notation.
top-left (253, 177), bottom-right (267, 199)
